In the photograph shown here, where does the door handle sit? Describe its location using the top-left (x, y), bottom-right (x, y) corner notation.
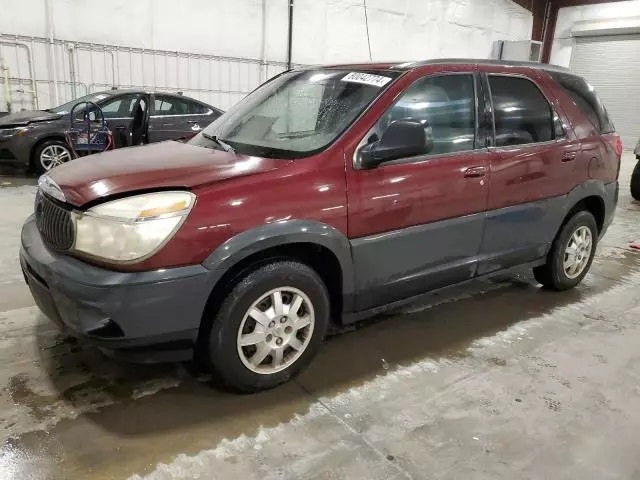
top-left (463, 166), bottom-right (486, 178)
top-left (561, 152), bottom-right (577, 162)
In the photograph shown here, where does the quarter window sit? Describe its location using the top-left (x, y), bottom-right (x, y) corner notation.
top-left (371, 74), bottom-right (476, 156)
top-left (549, 72), bottom-right (614, 133)
top-left (488, 76), bottom-right (554, 146)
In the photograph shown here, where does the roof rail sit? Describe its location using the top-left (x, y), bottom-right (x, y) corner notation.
top-left (394, 58), bottom-right (571, 73)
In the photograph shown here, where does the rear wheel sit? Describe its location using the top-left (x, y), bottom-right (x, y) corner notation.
top-left (203, 260), bottom-right (330, 393)
top-left (534, 210), bottom-right (598, 291)
top-left (631, 160), bottom-right (640, 201)
top-left (33, 140), bottom-right (72, 175)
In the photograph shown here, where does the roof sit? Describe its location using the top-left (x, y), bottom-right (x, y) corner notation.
top-left (400, 58), bottom-right (571, 73)
top-left (322, 59), bottom-right (571, 74)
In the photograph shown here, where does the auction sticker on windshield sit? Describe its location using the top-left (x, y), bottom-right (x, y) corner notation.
top-left (341, 72), bottom-right (392, 88)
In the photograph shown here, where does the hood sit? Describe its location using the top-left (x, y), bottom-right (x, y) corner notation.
top-left (48, 141), bottom-right (291, 207)
top-left (0, 110), bottom-right (62, 127)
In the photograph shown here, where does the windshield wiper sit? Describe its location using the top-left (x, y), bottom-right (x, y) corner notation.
top-left (202, 132), bottom-right (236, 153)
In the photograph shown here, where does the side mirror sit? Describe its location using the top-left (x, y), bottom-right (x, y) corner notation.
top-left (359, 119), bottom-right (433, 169)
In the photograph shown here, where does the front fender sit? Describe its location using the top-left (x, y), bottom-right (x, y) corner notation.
top-left (202, 220), bottom-right (355, 310)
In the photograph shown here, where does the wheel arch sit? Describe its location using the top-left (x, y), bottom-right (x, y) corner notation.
top-left (30, 135), bottom-right (70, 169)
top-left (197, 221), bottom-right (355, 348)
top-left (564, 180), bottom-right (607, 234)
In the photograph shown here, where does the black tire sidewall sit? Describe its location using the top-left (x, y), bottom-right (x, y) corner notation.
top-left (33, 140), bottom-right (71, 175)
top-left (206, 261), bottom-right (330, 393)
top-left (548, 211), bottom-right (598, 289)
top-left (631, 160), bottom-right (640, 201)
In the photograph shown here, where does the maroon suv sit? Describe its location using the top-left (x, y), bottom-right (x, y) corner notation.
top-left (20, 59), bottom-right (621, 392)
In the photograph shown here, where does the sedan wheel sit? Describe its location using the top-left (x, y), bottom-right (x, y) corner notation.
top-left (40, 145), bottom-right (71, 171)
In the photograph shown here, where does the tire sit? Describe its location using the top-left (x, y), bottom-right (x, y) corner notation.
top-left (32, 139), bottom-right (72, 175)
top-left (533, 210), bottom-right (598, 291)
top-left (631, 160), bottom-right (640, 201)
top-left (203, 260), bottom-right (330, 393)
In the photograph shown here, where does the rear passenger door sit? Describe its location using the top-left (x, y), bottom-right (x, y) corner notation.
top-left (478, 71), bottom-right (581, 275)
top-left (147, 95), bottom-right (218, 142)
top-left (348, 72), bottom-right (490, 311)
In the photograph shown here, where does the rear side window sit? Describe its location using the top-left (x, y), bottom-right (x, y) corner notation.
top-left (154, 95), bottom-right (208, 115)
top-left (549, 72), bottom-right (614, 134)
top-left (488, 75), bottom-right (554, 147)
top-left (187, 101), bottom-right (211, 115)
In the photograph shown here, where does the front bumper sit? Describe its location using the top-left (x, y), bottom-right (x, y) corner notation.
top-left (0, 133), bottom-right (31, 167)
top-left (20, 215), bottom-right (215, 362)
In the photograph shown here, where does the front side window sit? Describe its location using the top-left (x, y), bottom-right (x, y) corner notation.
top-left (367, 74), bottom-right (476, 156)
top-left (489, 76), bottom-right (554, 147)
top-left (189, 69), bottom-right (400, 159)
top-left (99, 94), bottom-right (140, 118)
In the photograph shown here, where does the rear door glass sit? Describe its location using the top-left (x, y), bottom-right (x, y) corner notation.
top-left (488, 75), bottom-right (554, 146)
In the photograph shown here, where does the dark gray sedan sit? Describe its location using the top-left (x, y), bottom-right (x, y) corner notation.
top-left (0, 90), bottom-right (222, 174)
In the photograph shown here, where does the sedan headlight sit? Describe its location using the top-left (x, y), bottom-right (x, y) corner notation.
top-left (74, 191), bottom-right (196, 262)
top-left (0, 127), bottom-right (28, 138)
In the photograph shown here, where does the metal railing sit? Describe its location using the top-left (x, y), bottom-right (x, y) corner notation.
top-left (0, 33), bottom-right (307, 112)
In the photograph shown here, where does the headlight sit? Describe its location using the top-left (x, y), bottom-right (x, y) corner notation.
top-left (74, 191), bottom-right (196, 262)
top-left (0, 127), bottom-right (28, 138)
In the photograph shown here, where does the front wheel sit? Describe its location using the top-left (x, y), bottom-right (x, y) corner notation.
top-left (534, 210), bottom-right (598, 291)
top-left (33, 140), bottom-right (72, 175)
top-left (204, 261), bottom-right (330, 393)
top-left (631, 160), bottom-right (640, 201)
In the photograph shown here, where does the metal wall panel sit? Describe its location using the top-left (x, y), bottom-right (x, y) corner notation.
top-left (0, 34), bottom-right (302, 113)
top-left (570, 34), bottom-right (640, 149)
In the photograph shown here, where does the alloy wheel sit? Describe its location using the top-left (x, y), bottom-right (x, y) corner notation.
top-left (40, 145), bottom-right (71, 171)
top-left (236, 287), bottom-right (315, 374)
top-left (563, 225), bottom-right (593, 279)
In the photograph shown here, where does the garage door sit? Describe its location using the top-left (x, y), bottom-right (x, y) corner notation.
top-left (570, 34), bottom-right (640, 149)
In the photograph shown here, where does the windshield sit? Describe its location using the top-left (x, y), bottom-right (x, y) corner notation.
top-left (48, 92), bottom-right (114, 114)
top-left (188, 69), bottom-right (400, 158)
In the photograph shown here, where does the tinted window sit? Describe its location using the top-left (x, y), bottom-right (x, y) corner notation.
top-left (372, 74), bottom-right (476, 155)
top-left (188, 101), bottom-right (211, 114)
top-left (153, 95), bottom-right (195, 115)
top-left (100, 94), bottom-right (139, 118)
top-left (549, 72), bottom-right (614, 133)
top-left (489, 76), bottom-right (553, 146)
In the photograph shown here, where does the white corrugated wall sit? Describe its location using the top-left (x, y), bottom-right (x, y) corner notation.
top-left (0, 0), bottom-right (532, 112)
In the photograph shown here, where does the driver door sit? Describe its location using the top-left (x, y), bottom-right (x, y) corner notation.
top-left (99, 93), bottom-right (144, 148)
top-left (347, 72), bottom-right (490, 311)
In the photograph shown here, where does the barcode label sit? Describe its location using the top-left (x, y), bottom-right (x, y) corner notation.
top-left (341, 72), bottom-right (392, 88)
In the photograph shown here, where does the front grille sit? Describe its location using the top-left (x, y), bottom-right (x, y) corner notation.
top-left (35, 194), bottom-right (74, 250)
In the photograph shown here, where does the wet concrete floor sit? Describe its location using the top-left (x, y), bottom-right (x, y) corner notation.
top-left (1, 157), bottom-right (640, 479)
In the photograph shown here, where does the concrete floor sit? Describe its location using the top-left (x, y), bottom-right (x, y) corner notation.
top-left (1, 156), bottom-right (639, 480)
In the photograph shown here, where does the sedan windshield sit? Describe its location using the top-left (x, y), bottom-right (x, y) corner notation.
top-left (189, 69), bottom-right (400, 158)
top-left (47, 92), bottom-right (114, 114)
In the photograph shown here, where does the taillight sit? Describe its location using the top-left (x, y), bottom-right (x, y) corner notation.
top-left (614, 135), bottom-right (623, 157)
